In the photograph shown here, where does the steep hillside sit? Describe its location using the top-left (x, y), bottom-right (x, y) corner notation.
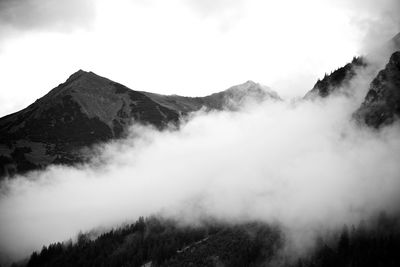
top-left (23, 217), bottom-right (282, 267)
top-left (353, 51), bottom-right (400, 127)
top-left (19, 213), bottom-right (400, 267)
top-left (0, 70), bottom-right (181, 176)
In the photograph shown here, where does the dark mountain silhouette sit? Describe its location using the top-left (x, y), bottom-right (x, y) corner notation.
top-left (304, 32), bottom-right (400, 99)
top-left (304, 56), bottom-right (366, 98)
top-left (0, 71), bottom-right (279, 177)
top-left (354, 51), bottom-right (400, 128)
top-left (303, 32), bottom-right (400, 128)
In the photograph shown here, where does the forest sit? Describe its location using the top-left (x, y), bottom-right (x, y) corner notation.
top-left (14, 212), bottom-right (400, 267)
top-left (22, 217), bottom-right (282, 267)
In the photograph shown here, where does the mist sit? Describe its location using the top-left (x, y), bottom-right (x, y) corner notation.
top-left (1, 60), bottom-right (400, 263)
top-left (338, 0), bottom-right (400, 54)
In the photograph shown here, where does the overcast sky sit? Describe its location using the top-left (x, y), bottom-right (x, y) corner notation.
top-left (0, 0), bottom-right (399, 116)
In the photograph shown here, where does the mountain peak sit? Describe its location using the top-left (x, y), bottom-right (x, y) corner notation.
top-left (73, 69), bottom-right (88, 75)
top-left (236, 80), bottom-right (261, 89)
top-left (65, 69), bottom-right (104, 84)
top-left (66, 69), bottom-right (90, 81)
top-left (43, 70), bottom-right (113, 101)
top-left (244, 80), bottom-right (257, 85)
top-left (228, 80), bottom-right (280, 99)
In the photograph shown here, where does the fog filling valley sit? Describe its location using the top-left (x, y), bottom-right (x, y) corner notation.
top-left (1, 59), bottom-right (400, 263)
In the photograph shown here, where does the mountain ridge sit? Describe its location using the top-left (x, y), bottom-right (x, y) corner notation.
top-left (0, 71), bottom-right (279, 177)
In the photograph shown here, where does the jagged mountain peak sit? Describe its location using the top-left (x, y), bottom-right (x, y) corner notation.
top-left (67, 69), bottom-right (89, 79)
top-left (44, 70), bottom-right (114, 100)
top-left (30, 70), bottom-right (137, 132)
top-left (66, 69), bottom-right (103, 81)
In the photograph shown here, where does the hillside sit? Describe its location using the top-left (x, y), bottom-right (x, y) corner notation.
top-left (0, 71), bottom-right (278, 177)
top-left (23, 217), bottom-right (282, 267)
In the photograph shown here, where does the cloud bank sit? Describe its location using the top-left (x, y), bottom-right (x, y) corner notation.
top-left (1, 71), bottom-right (400, 263)
top-left (0, 0), bottom-right (95, 32)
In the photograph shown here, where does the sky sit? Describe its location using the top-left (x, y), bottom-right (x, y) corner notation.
top-left (0, 0), bottom-right (399, 117)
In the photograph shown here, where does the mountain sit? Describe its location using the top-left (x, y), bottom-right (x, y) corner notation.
top-left (0, 71), bottom-right (279, 177)
top-left (353, 51), bottom-right (400, 127)
top-left (304, 57), bottom-right (366, 98)
top-left (142, 80), bottom-right (279, 112)
top-left (304, 32), bottom-right (400, 99)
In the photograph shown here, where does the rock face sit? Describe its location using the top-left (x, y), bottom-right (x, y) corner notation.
top-left (0, 71), bottom-right (279, 177)
top-left (354, 51), bottom-right (400, 128)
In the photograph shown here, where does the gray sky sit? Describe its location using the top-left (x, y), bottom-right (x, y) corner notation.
top-left (0, 0), bottom-right (399, 116)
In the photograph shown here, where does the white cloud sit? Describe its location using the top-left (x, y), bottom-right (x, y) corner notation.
top-left (0, 0), bottom-right (95, 32)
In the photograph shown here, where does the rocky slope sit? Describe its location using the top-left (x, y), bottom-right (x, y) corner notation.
top-left (353, 51), bottom-right (400, 127)
top-left (0, 71), bottom-right (278, 177)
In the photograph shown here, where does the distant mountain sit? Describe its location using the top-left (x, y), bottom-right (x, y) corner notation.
top-left (0, 71), bottom-right (279, 177)
top-left (142, 80), bottom-right (280, 112)
top-left (304, 32), bottom-right (400, 99)
top-left (353, 51), bottom-right (400, 128)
